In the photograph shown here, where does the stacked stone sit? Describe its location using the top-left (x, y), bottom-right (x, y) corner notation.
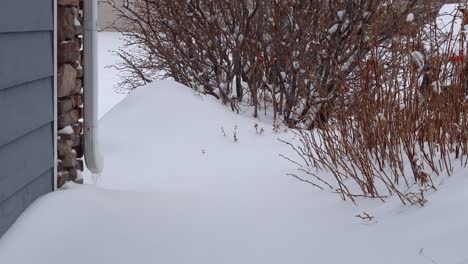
top-left (57, 0), bottom-right (84, 188)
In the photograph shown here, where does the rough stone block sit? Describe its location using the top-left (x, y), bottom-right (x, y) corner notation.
top-left (58, 98), bottom-right (74, 114)
top-left (58, 40), bottom-right (80, 64)
top-left (58, 137), bottom-right (73, 155)
top-left (73, 79), bottom-right (83, 94)
top-left (62, 151), bottom-right (78, 168)
top-left (74, 108), bottom-right (83, 121)
top-left (76, 66), bottom-right (83, 78)
top-left (74, 145), bottom-right (84, 158)
top-left (77, 159), bottom-right (84, 171)
top-left (72, 135), bottom-right (82, 147)
top-left (71, 94), bottom-right (83, 107)
top-left (57, 159), bottom-right (64, 172)
top-left (58, 7), bottom-right (76, 41)
top-left (58, 115), bottom-right (70, 129)
top-left (58, 64), bottom-right (77, 98)
top-left (72, 122), bottom-right (83, 135)
top-left (58, 109), bottom-right (81, 129)
top-left (57, 171), bottom-right (70, 188)
top-left (68, 168), bottom-right (78, 181)
top-left (58, 0), bottom-right (79, 7)
top-left (58, 131), bottom-right (75, 141)
top-left (75, 25), bottom-right (84, 35)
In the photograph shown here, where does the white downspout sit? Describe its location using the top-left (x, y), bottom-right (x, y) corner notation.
top-left (83, 0), bottom-right (104, 174)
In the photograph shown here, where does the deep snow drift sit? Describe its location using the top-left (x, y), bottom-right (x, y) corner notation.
top-left (0, 78), bottom-right (467, 264)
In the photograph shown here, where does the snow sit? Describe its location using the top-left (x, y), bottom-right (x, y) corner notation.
top-left (1, 77), bottom-right (467, 264)
top-left (406, 13), bottom-right (415, 23)
top-left (411, 51), bottom-right (424, 69)
top-left (292, 61), bottom-right (300, 70)
top-left (58, 126), bottom-right (74, 135)
top-left (337, 10), bottom-right (345, 21)
top-left (431, 81), bottom-right (442, 94)
top-left (74, 18), bottom-right (81, 27)
top-left (1, 24), bottom-right (468, 264)
top-left (97, 32), bottom-right (129, 119)
top-left (435, 4), bottom-right (464, 55)
top-left (280, 71), bottom-right (287, 80)
top-left (328, 23), bottom-right (339, 34)
top-left (341, 55), bottom-right (355, 72)
top-left (438, 4), bottom-right (463, 34)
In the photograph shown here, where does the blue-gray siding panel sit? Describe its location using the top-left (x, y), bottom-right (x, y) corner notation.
top-left (0, 169), bottom-right (53, 236)
top-left (0, 31), bottom-right (54, 90)
top-left (0, 0), bottom-right (55, 238)
top-left (0, 0), bottom-right (53, 33)
top-left (0, 78), bottom-right (54, 148)
top-left (0, 124), bottom-right (54, 204)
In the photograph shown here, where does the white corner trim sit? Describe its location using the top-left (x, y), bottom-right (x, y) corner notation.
top-left (53, 0), bottom-right (58, 191)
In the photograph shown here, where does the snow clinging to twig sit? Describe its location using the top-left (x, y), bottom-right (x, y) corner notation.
top-left (406, 13), bottom-right (415, 23)
top-left (411, 51), bottom-right (424, 69)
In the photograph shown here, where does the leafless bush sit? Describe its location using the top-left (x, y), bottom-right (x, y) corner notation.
top-left (108, 0), bottom-right (468, 204)
top-left (284, 5), bottom-right (468, 205)
top-left (109, 0), bottom-right (451, 124)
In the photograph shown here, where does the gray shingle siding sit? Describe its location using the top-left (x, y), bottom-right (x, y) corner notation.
top-left (0, 32), bottom-right (54, 90)
top-left (0, 0), bottom-right (53, 33)
top-left (0, 169), bottom-right (53, 236)
top-left (0, 0), bottom-right (55, 237)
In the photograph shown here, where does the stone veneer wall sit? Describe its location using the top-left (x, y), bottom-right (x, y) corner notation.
top-left (57, 0), bottom-right (84, 187)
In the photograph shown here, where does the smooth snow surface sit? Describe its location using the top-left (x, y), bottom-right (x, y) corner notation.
top-left (1, 79), bottom-right (467, 264)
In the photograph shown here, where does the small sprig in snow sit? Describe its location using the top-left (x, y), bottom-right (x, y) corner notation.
top-left (233, 125), bottom-right (238, 142)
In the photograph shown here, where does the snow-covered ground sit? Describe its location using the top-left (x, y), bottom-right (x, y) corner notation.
top-left (97, 32), bottom-right (128, 118)
top-left (0, 32), bottom-right (467, 264)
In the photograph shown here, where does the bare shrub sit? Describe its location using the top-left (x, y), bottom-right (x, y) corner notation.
top-left (285, 5), bottom-right (468, 205)
top-left (107, 0), bottom-right (468, 204)
top-left (108, 0), bottom-right (448, 125)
